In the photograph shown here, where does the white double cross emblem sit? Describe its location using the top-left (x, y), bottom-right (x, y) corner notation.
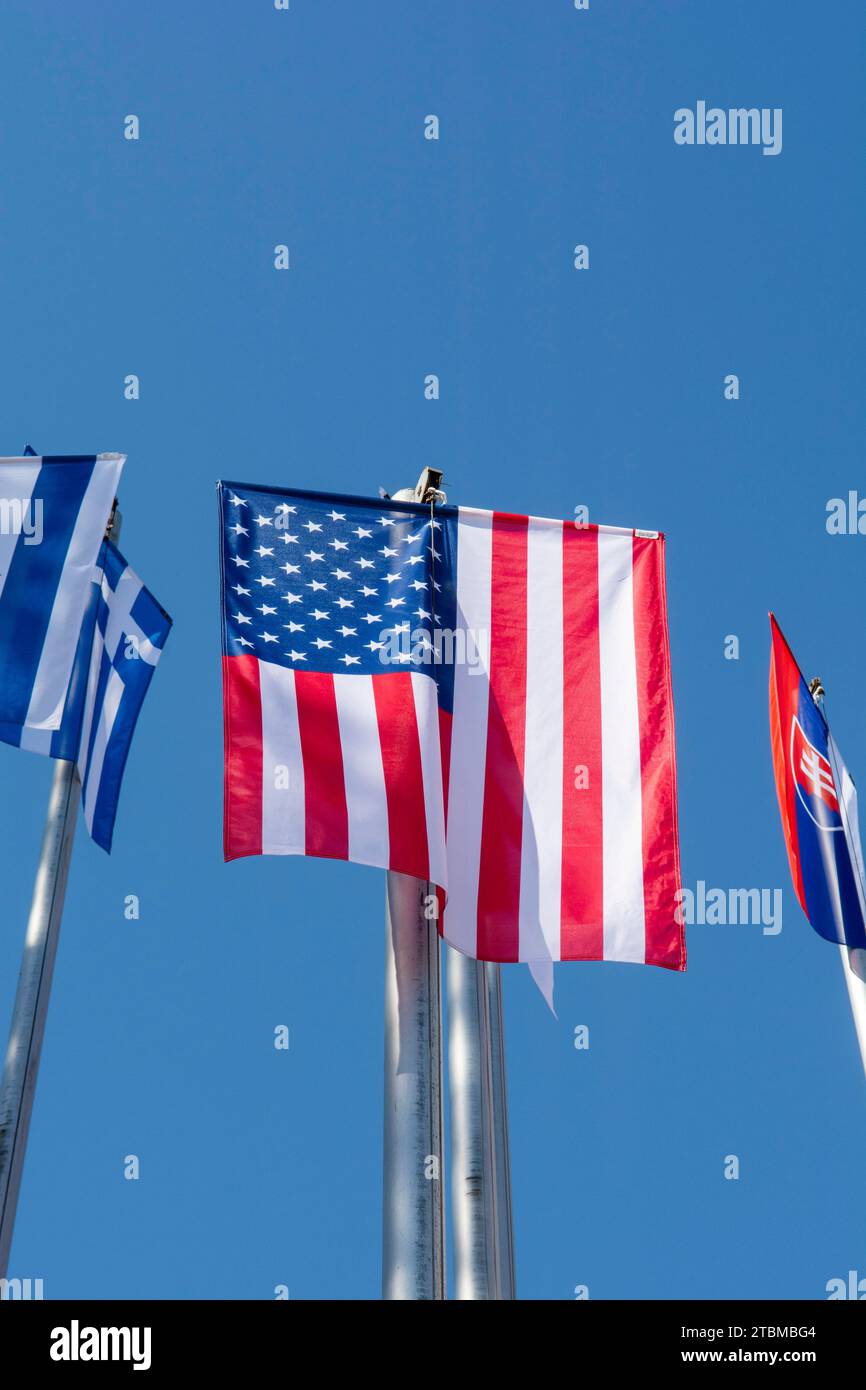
top-left (800, 745), bottom-right (838, 808)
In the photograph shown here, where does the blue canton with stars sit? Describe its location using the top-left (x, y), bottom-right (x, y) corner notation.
top-left (219, 482), bottom-right (459, 712)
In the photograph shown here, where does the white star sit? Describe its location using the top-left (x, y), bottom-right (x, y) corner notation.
top-left (283, 592), bottom-right (303, 605)
top-left (275, 503), bottom-right (297, 515)
top-left (303, 520), bottom-right (323, 533)
top-left (362, 612), bottom-right (382, 624)
top-left (255, 545), bottom-right (274, 558)
top-left (233, 612), bottom-right (252, 625)
top-left (404, 554), bottom-right (425, 567)
top-left (339, 654), bottom-right (361, 666)
top-left (359, 584), bottom-right (377, 597)
top-left (307, 579), bottom-right (328, 592)
top-left (287, 649), bottom-right (307, 662)
top-left (331, 567), bottom-right (350, 580)
top-left (383, 573), bottom-right (401, 585)
top-left (380, 546), bottom-right (398, 558)
top-left (414, 607), bottom-right (431, 621)
top-left (386, 597), bottom-right (406, 608)
top-left (236, 636), bottom-right (254, 648)
top-left (432, 580), bottom-right (441, 592)
top-left (312, 636), bottom-right (333, 650)
top-left (403, 531), bottom-right (423, 545)
top-left (305, 550), bottom-right (325, 563)
top-left (232, 584), bottom-right (251, 596)
top-left (337, 625), bottom-right (357, 638)
top-left (255, 576), bottom-right (276, 588)
top-left (330, 538), bottom-right (349, 551)
top-left (356, 557), bottom-right (374, 570)
top-left (430, 548), bottom-right (442, 560)
top-left (259, 631), bottom-right (279, 644)
top-left (257, 604), bottom-right (277, 616)
top-left (230, 523), bottom-right (248, 537)
top-left (232, 556), bottom-right (250, 569)
top-left (328, 510), bottom-right (346, 522)
top-left (410, 579), bottom-right (426, 592)
top-left (255, 514), bottom-right (273, 527)
top-left (279, 533), bottom-right (299, 545)
top-left (310, 608), bottom-right (330, 621)
top-left (365, 640), bottom-right (384, 652)
top-left (284, 621), bottom-right (305, 633)
top-left (335, 597), bottom-right (354, 609)
top-left (378, 516), bottom-right (395, 527)
top-left (229, 493), bottom-right (247, 508)
top-left (281, 562), bottom-right (300, 575)
top-left (353, 526), bottom-right (372, 539)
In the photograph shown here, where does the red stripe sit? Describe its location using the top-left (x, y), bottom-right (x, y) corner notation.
top-left (769, 616), bottom-right (807, 912)
top-left (436, 708), bottom-right (452, 937)
top-left (295, 671), bottom-right (349, 861)
top-left (373, 672), bottom-right (430, 879)
top-left (631, 535), bottom-right (685, 970)
top-left (439, 707), bottom-right (452, 829)
top-left (476, 514), bottom-right (528, 961)
top-left (560, 524), bottom-right (604, 959)
top-left (223, 653), bottom-right (263, 860)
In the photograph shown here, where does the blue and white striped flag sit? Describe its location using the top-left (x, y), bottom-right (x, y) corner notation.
top-left (0, 538), bottom-right (171, 851)
top-left (0, 453), bottom-right (125, 729)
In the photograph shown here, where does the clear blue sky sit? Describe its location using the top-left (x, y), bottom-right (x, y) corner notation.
top-left (1, 0), bottom-right (864, 1300)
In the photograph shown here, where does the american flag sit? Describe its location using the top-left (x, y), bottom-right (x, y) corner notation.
top-left (220, 481), bottom-right (684, 970)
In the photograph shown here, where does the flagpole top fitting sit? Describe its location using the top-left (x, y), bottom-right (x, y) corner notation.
top-left (808, 676), bottom-right (825, 706)
top-left (413, 467), bottom-right (446, 506)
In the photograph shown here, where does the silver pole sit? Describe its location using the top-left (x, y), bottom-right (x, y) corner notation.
top-left (839, 948), bottom-right (866, 1081)
top-left (0, 503), bottom-right (120, 1279)
top-left (382, 475), bottom-right (445, 1300)
top-left (485, 960), bottom-right (516, 1298)
top-left (447, 952), bottom-right (515, 1299)
top-left (0, 760), bottom-right (81, 1279)
top-left (382, 873), bottom-right (444, 1299)
top-left (447, 948), bottom-right (497, 1298)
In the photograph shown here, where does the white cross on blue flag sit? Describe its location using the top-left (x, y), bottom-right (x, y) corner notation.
top-left (0, 537), bottom-right (171, 851)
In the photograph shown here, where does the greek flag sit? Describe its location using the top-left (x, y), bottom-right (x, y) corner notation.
top-left (0, 538), bottom-right (171, 852)
top-left (0, 453), bottom-right (125, 729)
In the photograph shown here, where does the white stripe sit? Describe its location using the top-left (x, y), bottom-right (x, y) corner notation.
top-left (410, 671), bottom-right (448, 890)
top-left (102, 568), bottom-right (143, 661)
top-left (0, 459), bottom-right (41, 602)
top-left (259, 661), bottom-right (306, 855)
top-left (19, 726), bottom-right (52, 755)
top-left (333, 673), bottom-right (390, 869)
top-left (82, 666), bottom-right (124, 833)
top-left (25, 453), bottom-right (125, 731)
top-left (456, 505), bottom-right (639, 538)
top-left (75, 622), bottom-right (106, 780)
top-left (597, 531), bottom-right (646, 961)
top-left (518, 519), bottom-right (564, 963)
top-left (99, 565), bottom-right (162, 666)
top-left (443, 509), bottom-right (493, 954)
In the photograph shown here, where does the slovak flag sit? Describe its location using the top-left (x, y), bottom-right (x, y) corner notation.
top-left (769, 614), bottom-right (866, 950)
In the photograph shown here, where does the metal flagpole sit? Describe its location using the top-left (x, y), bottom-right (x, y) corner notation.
top-left (0, 501), bottom-right (121, 1280)
top-left (382, 474), bottom-right (445, 1299)
top-left (485, 960), bottom-right (516, 1298)
top-left (838, 947), bottom-right (866, 1081)
top-left (447, 950), bottom-right (516, 1298)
